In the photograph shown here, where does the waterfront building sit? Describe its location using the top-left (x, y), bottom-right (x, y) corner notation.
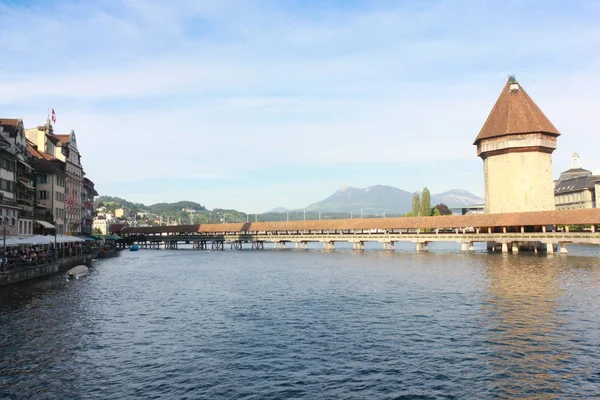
top-left (53, 131), bottom-right (84, 234)
top-left (474, 77), bottom-right (560, 214)
top-left (27, 141), bottom-right (67, 234)
top-left (554, 153), bottom-right (599, 209)
top-left (26, 123), bottom-right (86, 234)
top-left (92, 217), bottom-right (110, 235)
top-left (0, 118), bottom-right (37, 236)
top-left (451, 204), bottom-right (485, 215)
top-left (82, 177), bottom-right (98, 235)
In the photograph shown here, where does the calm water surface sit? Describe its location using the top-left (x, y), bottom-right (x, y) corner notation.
top-left (1, 244), bottom-right (600, 399)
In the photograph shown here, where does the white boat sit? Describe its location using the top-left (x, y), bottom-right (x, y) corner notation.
top-left (67, 265), bottom-right (89, 279)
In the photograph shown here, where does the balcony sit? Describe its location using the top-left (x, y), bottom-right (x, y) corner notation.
top-left (19, 209), bottom-right (34, 219)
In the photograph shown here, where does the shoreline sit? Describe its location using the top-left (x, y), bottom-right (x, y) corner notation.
top-left (0, 253), bottom-right (95, 286)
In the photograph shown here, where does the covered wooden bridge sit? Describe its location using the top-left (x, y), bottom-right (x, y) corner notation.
top-left (119, 209), bottom-right (600, 254)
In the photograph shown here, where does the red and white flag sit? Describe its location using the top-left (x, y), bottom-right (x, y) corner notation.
top-left (51, 108), bottom-right (56, 124)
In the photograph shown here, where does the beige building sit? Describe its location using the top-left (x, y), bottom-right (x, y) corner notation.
top-left (554, 153), bottom-right (598, 209)
top-left (474, 77), bottom-right (560, 214)
top-left (92, 218), bottom-right (110, 235)
top-left (26, 123), bottom-right (85, 234)
top-left (27, 141), bottom-right (67, 234)
top-left (115, 208), bottom-right (126, 218)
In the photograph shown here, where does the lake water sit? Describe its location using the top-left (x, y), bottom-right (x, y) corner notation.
top-left (1, 244), bottom-right (599, 399)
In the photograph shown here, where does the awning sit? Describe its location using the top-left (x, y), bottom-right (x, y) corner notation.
top-left (35, 220), bottom-right (55, 229)
top-left (17, 158), bottom-right (33, 170)
top-left (17, 178), bottom-right (35, 189)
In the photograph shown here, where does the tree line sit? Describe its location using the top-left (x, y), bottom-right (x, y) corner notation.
top-left (407, 187), bottom-right (452, 217)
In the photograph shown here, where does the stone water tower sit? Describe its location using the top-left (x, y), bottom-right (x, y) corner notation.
top-left (474, 77), bottom-right (560, 214)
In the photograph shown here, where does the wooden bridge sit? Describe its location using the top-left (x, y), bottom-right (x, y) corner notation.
top-left (119, 208), bottom-right (600, 254)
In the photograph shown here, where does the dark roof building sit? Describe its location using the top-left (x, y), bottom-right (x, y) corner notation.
top-left (554, 154), bottom-right (598, 209)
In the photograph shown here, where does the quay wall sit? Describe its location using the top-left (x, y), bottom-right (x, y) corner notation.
top-left (0, 254), bottom-right (93, 287)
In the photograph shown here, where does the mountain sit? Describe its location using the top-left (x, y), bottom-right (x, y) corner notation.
top-left (269, 207), bottom-right (292, 213)
top-left (306, 185), bottom-right (414, 214)
top-left (95, 196), bottom-right (206, 214)
top-left (431, 190), bottom-right (484, 207)
top-left (306, 185), bottom-right (483, 214)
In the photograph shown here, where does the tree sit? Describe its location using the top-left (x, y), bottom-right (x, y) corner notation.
top-left (93, 227), bottom-right (103, 236)
top-left (421, 187), bottom-right (431, 217)
top-left (412, 193), bottom-right (421, 216)
top-left (433, 203), bottom-right (452, 216)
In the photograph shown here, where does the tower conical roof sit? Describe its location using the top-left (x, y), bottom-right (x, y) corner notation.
top-left (473, 77), bottom-right (560, 145)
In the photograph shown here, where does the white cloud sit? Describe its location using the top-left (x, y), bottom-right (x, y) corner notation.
top-left (1, 0), bottom-right (599, 209)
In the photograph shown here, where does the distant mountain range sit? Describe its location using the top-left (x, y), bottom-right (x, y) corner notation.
top-left (295, 185), bottom-right (483, 214)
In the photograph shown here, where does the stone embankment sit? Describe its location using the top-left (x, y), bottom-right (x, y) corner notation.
top-left (0, 254), bottom-right (94, 286)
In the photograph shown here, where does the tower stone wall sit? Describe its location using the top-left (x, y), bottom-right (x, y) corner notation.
top-left (483, 150), bottom-right (555, 213)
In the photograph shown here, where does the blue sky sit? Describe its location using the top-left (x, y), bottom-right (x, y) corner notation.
top-left (1, 0), bottom-right (599, 212)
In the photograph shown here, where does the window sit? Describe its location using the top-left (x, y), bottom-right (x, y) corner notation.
top-left (0, 179), bottom-right (14, 193)
top-left (39, 190), bottom-right (48, 200)
top-left (55, 191), bottom-right (65, 202)
top-left (1, 158), bottom-right (14, 172)
top-left (56, 176), bottom-right (66, 187)
top-left (38, 174), bottom-right (48, 184)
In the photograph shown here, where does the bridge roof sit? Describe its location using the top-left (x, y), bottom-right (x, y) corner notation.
top-left (121, 208), bottom-right (600, 234)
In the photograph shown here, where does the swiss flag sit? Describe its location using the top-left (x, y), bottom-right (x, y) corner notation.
top-left (51, 109), bottom-right (56, 124)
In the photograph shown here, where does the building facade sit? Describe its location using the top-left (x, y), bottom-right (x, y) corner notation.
top-left (92, 218), bottom-right (110, 235)
top-left (26, 120), bottom-right (98, 236)
top-left (28, 141), bottom-right (67, 234)
top-left (53, 132), bottom-right (84, 234)
top-left (554, 153), bottom-right (598, 209)
top-left (0, 118), bottom-right (36, 236)
top-left (82, 177), bottom-right (98, 235)
top-left (474, 77), bottom-right (560, 214)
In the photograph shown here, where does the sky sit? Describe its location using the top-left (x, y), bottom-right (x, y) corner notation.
top-left (1, 0), bottom-right (599, 213)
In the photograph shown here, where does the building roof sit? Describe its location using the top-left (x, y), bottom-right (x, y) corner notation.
top-left (0, 118), bottom-right (19, 127)
top-left (0, 118), bottom-right (22, 137)
top-left (121, 208), bottom-right (600, 235)
top-left (474, 77), bottom-right (560, 145)
top-left (54, 134), bottom-right (70, 144)
top-left (554, 175), bottom-right (596, 195)
top-left (109, 224), bottom-right (126, 233)
top-left (27, 141), bottom-right (66, 175)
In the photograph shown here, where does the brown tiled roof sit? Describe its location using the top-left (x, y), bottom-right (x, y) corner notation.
top-left (27, 141), bottom-right (60, 161)
top-left (47, 134), bottom-right (60, 145)
top-left (474, 78), bottom-right (560, 144)
top-left (109, 224), bottom-right (126, 233)
top-left (27, 141), bottom-right (66, 174)
top-left (0, 118), bottom-right (19, 127)
top-left (121, 208), bottom-right (600, 235)
top-left (0, 118), bottom-right (22, 136)
top-left (54, 134), bottom-right (70, 144)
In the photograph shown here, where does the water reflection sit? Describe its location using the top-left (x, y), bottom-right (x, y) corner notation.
top-left (482, 254), bottom-right (600, 398)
